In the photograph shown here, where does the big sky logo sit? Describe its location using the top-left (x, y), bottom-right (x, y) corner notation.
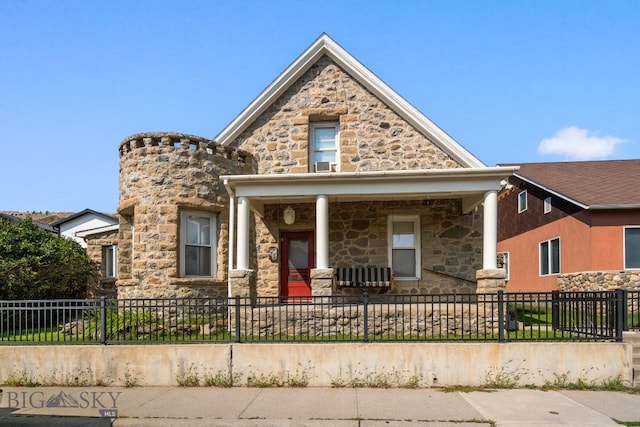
top-left (1, 389), bottom-right (120, 418)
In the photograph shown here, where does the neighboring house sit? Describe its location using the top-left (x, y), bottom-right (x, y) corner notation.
top-left (0, 212), bottom-right (57, 233)
top-left (497, 160), bottom-right (640, 292)
top-left (107, 34), bottom-right (516, 299)
top-left (77, 223), bottom-right (120, 298)
top-left (51, 209), bottom-right (118, 248)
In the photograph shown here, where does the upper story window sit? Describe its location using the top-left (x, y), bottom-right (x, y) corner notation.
top-left (540, 237), bottom-right (560, 276)
top-left (544, 197), bottom-right (552, 214)
top-left (311, 122), bottom-right (339, 172)
top-left (180, 211), bottom-right (217, 277)
top-left (102, 245), bottom-right (117, 278)
top-left (624, 227), bottom-right (640, 269)
top-left (518, 190), bottom-right (527, 213)
top-left (388, 215), bottom-right (421, 280)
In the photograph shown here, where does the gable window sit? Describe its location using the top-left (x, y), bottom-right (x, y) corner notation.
top-left (624, 227), bottom-right (640, 269)
top-left (102, 245), bottom-right (117, 278)
top-left (544, 197), bottom-right (552, 214)
top-left (518, 190), bottom-right (527, 213)
top-left (311, 122), bottom-right (339, 172)
top-left (388, 215), bottom-right (421, 279)
top-left (540, 237), bottom-right (560, 276)
top-left (180, 211), bottom-right (216, 277)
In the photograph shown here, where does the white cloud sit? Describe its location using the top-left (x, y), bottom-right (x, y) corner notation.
top-left (537, 126), bottom-right (626, 160)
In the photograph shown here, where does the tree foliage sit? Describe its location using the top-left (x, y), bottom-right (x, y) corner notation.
top-left (0, 218), bottom-right (96, 299)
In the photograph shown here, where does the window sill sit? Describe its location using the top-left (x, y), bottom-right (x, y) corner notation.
top-left (170, 277), bottom-right (226, 287)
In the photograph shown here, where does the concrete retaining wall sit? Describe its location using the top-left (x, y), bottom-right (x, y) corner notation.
top-left (0, 343), bottom-right (630, 388)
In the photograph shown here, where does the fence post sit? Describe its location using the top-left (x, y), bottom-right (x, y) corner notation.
top-left (234, 296), bottom-right (241, 343)
top-left (622, 289), bottom-right (629, 332)
top-left (363, 292), bottom-right (369, 343)
top-left (616, 289), bottom-right (625, 342)
top-left (100, 297), bottom-right (107, 345)
top-left (551, 290), bottom-right (560, 331)
top-left (497, 291), bottom-right (504, 343)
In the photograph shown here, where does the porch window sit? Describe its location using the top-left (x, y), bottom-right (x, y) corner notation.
top-left (310, 122), bottom-right (339, 172)
top-left (180, 211), bottom-right (217, 277)
top-left (624, 227), bottom-right (640, 269)
top-left (388, 215), bottom-right (421, 279)
top-left (540, 237), bottom-right (560, 276)
top-left (102, 245), bottom-right (117, 278)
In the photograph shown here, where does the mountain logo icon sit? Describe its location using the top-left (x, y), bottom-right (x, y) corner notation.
top-left (45, 391), bottom-right (80, 408)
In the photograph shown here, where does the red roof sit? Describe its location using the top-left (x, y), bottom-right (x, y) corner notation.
top-left (500, 160), bottom-right (640, 208)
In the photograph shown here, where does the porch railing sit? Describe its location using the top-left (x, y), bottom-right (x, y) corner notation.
top-left (0, 290), bottom-right (634, 345)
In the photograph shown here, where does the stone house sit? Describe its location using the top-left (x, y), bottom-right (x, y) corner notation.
top-left (497, 160), bottom-right (640, 292)
top-left (95, 34), bottom-right (516, 300)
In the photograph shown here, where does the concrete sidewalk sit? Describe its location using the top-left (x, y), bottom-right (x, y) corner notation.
top-left (2, 386), bottom-right (640, 426)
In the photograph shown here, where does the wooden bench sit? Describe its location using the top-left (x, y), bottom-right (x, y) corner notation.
top-left (334, 267), bottom-right (394, 290)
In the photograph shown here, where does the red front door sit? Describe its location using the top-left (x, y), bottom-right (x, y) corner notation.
top-left (280, 231), bottom-right (314, 298)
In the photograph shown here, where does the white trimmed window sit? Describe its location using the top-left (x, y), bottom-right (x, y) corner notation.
top-left (540, 237), bottom-right (560, 276)
top-left (624, 227), bottom-right (640, 269)
top-left (310, 122), bottom-right (339, 172)
top-left (180, 211), bottom-right (217, 277)
top-left (388, 215), bottom-right (421, 279)
top-left (497, 252), bottom-right (509, 281)
top-left (102, 245), bottom-right (117, 278)
top-left (518, 190), bottom-right (527, 213)
top-left (544, 197), bottom-right (552, 214)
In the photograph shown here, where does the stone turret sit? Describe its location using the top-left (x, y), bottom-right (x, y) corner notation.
top-left (116, 132), bottom-right (250, 298)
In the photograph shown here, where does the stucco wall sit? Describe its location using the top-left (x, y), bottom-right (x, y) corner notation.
top-left (0, 343), bottom-right (629, 388)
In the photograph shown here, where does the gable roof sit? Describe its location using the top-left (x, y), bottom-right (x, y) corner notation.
top-left (0, 212), bottom-right (57, 233)
top-left (214, 33), bottom-right (485, 168)
top-left (501, 160), bottom-right (640, 209)
top-left (50, 209), bottom-right (117, 227)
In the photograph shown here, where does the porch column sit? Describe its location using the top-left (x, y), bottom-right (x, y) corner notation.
top-left (483, 190), bottom-right (498, 269)
top-left (237, 196), bottom-right (250, 271)
top-left (316, 194), bottom-right (329, 269)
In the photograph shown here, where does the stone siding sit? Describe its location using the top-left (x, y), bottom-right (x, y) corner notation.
top-left (252, 199), bottom-right (482, 295)
top-left (117, 132), bottom-right (250, 299)
top-left (558, 270), bottom-right (640, 291)
top-left (231, 55), bottom-right (462, 173)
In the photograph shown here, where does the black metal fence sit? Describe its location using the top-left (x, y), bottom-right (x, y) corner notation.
top-left (0, 290), bottom-right (636, 345)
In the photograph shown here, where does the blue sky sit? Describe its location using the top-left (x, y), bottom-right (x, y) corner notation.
top-left (1, 0), bottom-right (638, 213)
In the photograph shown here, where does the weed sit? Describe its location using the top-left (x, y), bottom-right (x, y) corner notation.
top-left (247, 372), bottom-right (282, 387)
top-left (203, 370), bottom-right (240, 387)
top-left (483, 365), bottom-right (528, 389)
top-left (121, 363), bottom-right (141, 388)
top-left (285, 366), bottom-right (310, 387)
top-left (176, 364), bottom-right (200, 387)
top-left (3, 371), bottom-right (40, 387)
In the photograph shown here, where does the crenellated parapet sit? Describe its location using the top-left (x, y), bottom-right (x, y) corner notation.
top-left (116, 132), bottom-right (252, 299)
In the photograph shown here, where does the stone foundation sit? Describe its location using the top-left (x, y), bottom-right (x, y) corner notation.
top-left (558, 270), bottom-right (640, 291)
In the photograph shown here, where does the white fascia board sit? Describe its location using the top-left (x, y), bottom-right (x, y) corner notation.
top-left (215, 34), bottom-right (486, 168)
top-left (222, 167), bottom-right (516, 199)
top-left (75, 224), bottom-right (120, 238)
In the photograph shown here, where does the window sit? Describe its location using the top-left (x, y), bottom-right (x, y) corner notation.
top-left (180, 211), bottom-right (216, 277)
top-left (497, 252), bottom-right (509, 280)
top-left (102, 245), bottom-right (117, 278)
top-left (544, 197), bottom-right (552, 214)
top-left (388, 215), bottom-right (421, 279)
top-left (540, 238), bottom-right (560, 275)
top-left (518, 190), bottom-right (527, 213)
top-left (310, 122), bottom-right (339, 172)
top-left (625, 227), bottom-right (640, 269)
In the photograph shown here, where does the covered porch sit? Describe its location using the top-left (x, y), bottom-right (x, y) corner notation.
top-left (222, 167), bottom-right (516, 298)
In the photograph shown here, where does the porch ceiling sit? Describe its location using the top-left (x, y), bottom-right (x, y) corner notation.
top-left (222, 167), bottom-right (517, 214)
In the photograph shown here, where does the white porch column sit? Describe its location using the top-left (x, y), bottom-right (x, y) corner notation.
top-left (482, 190), bottom-right (498, 269)
top-left (237, 196), bottom-right (250, 271)
top-left (316, 194), bottom-right (329, 269)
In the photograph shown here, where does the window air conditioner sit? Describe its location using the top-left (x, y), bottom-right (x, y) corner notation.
top-left (315, 161), bottom-right (331, 172)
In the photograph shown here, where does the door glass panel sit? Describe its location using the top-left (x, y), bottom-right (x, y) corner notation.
top-left (288, 238), bottom-right (309, 269)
